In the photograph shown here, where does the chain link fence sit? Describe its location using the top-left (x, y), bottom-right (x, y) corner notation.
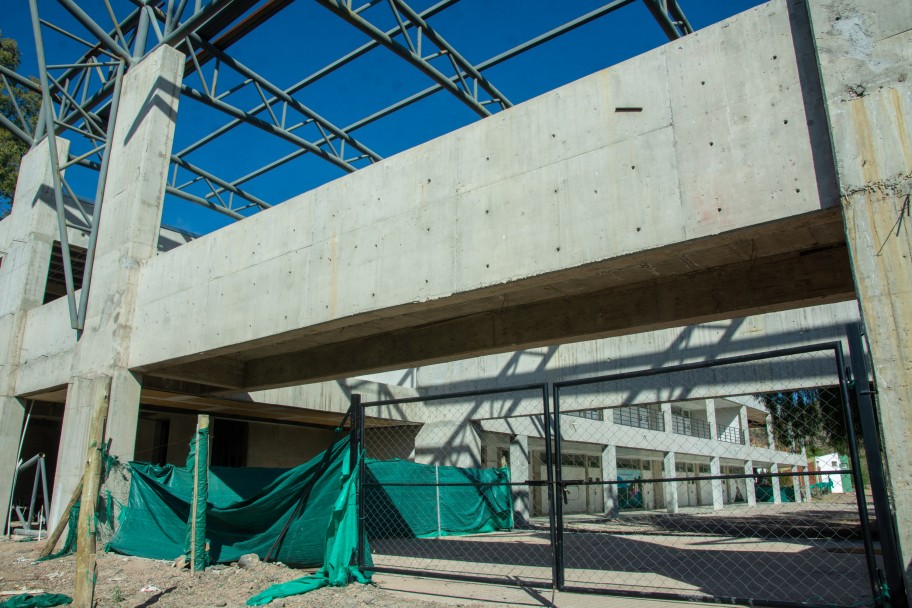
top-left (553, 344), bottom-right (881, 607)
top-left (356, 343), bottom-right (885, 607)
top-left (360, 384), bottom-right (556, 588)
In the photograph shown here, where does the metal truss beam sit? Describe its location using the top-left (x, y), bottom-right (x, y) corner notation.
top-left (314, 0), bottom-right (510, 117)
top-left (643, 0), bottom-right (693, 40)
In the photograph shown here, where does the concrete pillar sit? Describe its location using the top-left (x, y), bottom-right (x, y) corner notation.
top-left (709, 456), bottom-right (724, 510)
top-left (744, 459), bottom-right (756, 507)
top-left (770, 463), bottom-right (782, 505)
top-left (104, 369), bottom-right (142, 461)
top-left (705, 400), bottom-right (718, 441)
top-left (0, 140), bottom-right (70, 525)
top-left (739, 406), bottom-right (750, 447)
top-left (601, 444), bottom-right (619, 517)
top-left (661, 403), bottom-right (672, 434)
top-left (509, 435), bottom-right (530, 526)
top-left (663, 451), bottom-right (678, 514)
top-left (793, 466), bottom-right (804, 503)
top-left (807, 0), bottom-right (912, 586)
top-left (765, 413), bottom-right (776, 450)
top-left (50, 375), bottom-right (111, 525)
top-left (51, 45), bottom-right (184, 528)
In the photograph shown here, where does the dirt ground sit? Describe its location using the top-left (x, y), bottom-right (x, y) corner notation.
top-left (0, 537), bottom-right (482, 608)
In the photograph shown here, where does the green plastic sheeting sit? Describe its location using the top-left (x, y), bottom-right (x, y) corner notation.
top-left (0, 594), bottom-right (72, 607)
top-left (246, 448), bottom-right (371, 606)
top-left (184, 424), bottom-right (210, 571)
top-left (108, 437), bottom-right (356, 567)
top-left (364, 459), bottom-right (513, 539)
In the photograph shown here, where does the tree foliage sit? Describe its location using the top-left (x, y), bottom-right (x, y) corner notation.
top-left (1, 32), bottom-right (42, 212)
top-left (758, 387), bottom-right (854, 455)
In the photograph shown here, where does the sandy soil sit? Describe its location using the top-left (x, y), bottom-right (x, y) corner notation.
top-left (0, 537), bottom-right (479, 608)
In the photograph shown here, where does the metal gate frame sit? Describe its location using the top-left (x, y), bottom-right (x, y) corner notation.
top-left (550, 341), bottom-right (894, 608)
top-left (355, 382), bottom-right (559, 589)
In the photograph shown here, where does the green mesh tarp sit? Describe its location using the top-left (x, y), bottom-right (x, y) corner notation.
top-left (247, 447), bottom-right (370, 605)
top-left (364, 459), bottom-right (513, 538)
top-left (184, 424), bottom-right (210, 571)
top-left (108, 437), bottom-right (357, 567)
top-left (0, 594), bottom-right (72, 608)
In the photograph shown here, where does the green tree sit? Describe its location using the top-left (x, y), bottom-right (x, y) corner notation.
top-left (1, 32), bottom-right (42, 215)
top-left (758, 387), bottom-right (855, 455)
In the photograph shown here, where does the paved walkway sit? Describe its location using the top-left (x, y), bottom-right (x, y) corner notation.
top-left (374, 573), bottom-right (720, 608)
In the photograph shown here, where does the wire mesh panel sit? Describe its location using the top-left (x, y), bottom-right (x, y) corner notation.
top-left (360, 385), bottom-right (556, 588)
top-left (553, 346), bottom-right (881, 607)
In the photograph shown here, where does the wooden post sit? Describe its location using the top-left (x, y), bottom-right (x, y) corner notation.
top-left (73, 377), bottom-right (111, 608)
top-left (190, 414), bottom-right (209, 574)
top-left (37, 474), bottom-right (84, 558)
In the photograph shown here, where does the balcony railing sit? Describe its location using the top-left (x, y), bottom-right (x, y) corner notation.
top-left (717, 424), bottom-right (745, 444)
top-left (613, 407), bottom-right (664, 432)
top-left (671, 415), bottom-right (712, 439)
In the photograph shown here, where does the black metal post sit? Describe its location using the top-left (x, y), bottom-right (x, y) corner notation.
top-left (351, 393), bottom-right (366, 573)
top-left (550, 384), bottom-right (565, 589)
top-left (846, 323), bottom-right (908, 607)
top-left (835, 343), bottom-right (882, 606)
top-left (541, 384), bottom-right (559, 591)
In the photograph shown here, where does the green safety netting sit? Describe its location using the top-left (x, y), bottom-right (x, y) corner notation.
top-left (108, 436), bottom-right (360, 567)
top-left (246, 446), bottom-right (370, 606)
top-left (184, 424), bottom-right (210, 571)
top-left (364, 459), bottom-right (513, 538)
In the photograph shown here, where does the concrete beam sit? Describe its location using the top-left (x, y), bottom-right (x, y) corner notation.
top-left (236, 242), bottom-right (853, 391)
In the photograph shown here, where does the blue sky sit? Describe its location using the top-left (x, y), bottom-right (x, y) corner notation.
top-left (4, 0), bottom-right (765, 235)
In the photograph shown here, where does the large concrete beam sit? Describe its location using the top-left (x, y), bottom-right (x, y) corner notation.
top-left (129, 0), bottom-right (846, 388)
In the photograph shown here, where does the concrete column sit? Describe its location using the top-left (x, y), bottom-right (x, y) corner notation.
top-left (663, 451), bottom-right (678, 514)
top-left (709, 456), bottom-right (724, 510)
top-left (50, 375), bottom-right (111, 525)
top-left (601, 444), bottom-right (619, 517)
top-left (705, 399), bottom-right (718, 441)
top-left (793, 466), bottom-right (804, 503)
top-left (765, 413), bottom-right (776, 450)
top-left (104, 369), bottom-right (143, 461)
top-left (0, 140), bottom-right (70, 525)
top-left (739, 406), bottom-right (750, 447)
top-left (509, 435), bottom-right (530, 526)
top-left (770, 463), bottom-right (782, 505)
top-left (802, 464), bottom-right (812, 504)
top-left (661, 403), bottom-right (672, 435)
top-left (51, 46), bottom-right (184, 528)
top-left (744, 459), bottom-right (756, 507)
top-left (808, 0), bottom-right (912, 585)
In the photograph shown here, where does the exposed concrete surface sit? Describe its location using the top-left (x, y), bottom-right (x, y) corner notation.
top-left (807, 0), bottom-right (912, 593)
top-left (0, 140), bottom-right (69, 528)
top-left (49, 45), bottom-right (184, 527)
top-left (123, 0), bottom-right (851, 391)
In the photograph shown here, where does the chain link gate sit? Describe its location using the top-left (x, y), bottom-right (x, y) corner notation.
top-left (357, 384), bottom-right (558, 589)
top-left (552, 343), bottom-right (885, 607)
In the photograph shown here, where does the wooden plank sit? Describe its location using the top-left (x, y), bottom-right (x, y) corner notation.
top-left (37, 474), bottom-right (84, 558)
top-left (73, 376), bottom-right (112, 608)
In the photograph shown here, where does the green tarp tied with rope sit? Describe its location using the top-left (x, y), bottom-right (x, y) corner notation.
top-left (106, 434), bottom-right (512, 604)
top-left (108, 437), bottom-right (360, 567)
